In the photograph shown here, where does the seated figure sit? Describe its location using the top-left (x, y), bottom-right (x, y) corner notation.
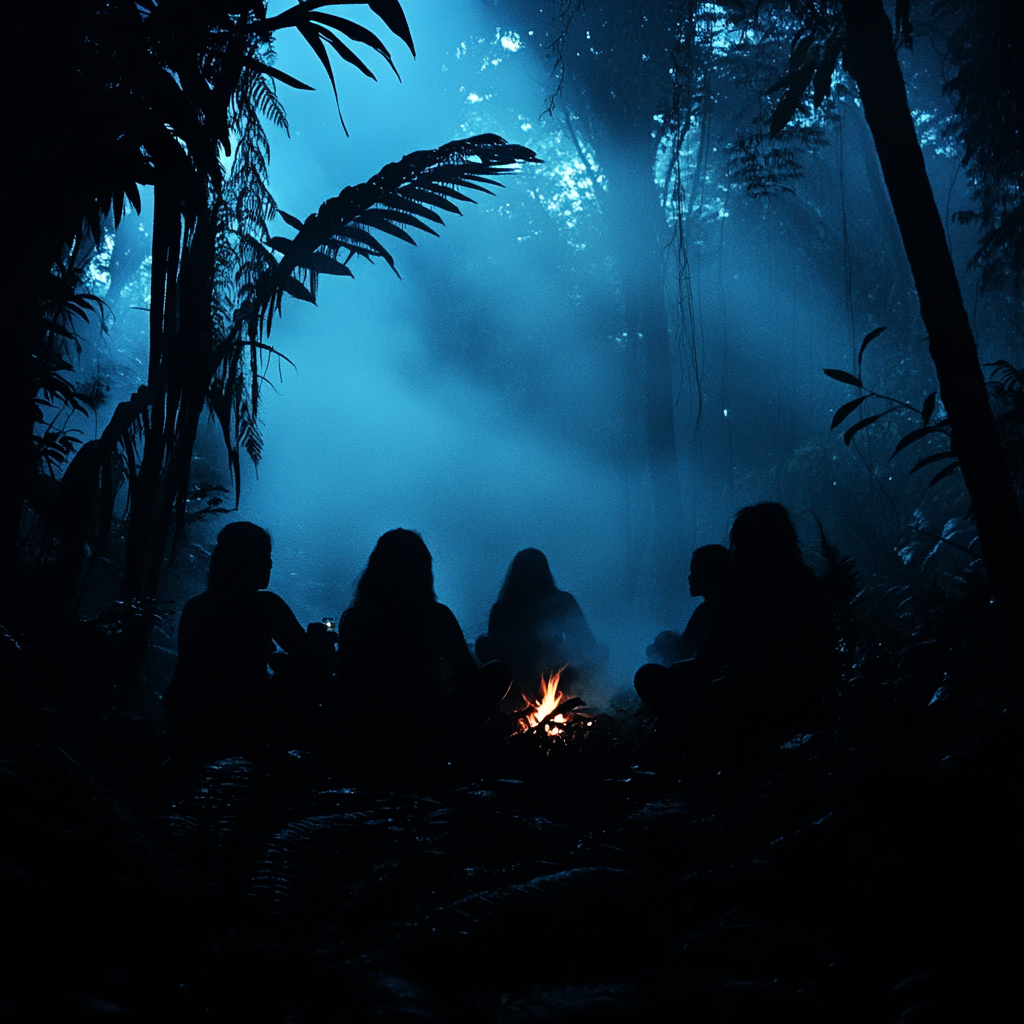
top-left (164, 522), bottom-right (325, 755)
top-left (335, 529), bottom-right (510, 772)
top-left (475, 548), bottom-right (608, 696)
top-left (635, 503), bottom-right (839, 770)
top-left (646, 544), bottom-right (733, 666)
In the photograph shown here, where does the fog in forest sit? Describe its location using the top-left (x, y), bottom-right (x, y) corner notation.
top-left (70, 0), bottom-right (1018, 699)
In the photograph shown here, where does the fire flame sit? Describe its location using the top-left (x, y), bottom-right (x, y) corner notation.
top-left (520, 666), bottom-right (569, 732)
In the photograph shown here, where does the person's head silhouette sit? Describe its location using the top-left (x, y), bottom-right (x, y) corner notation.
top-left (355, 529), bottom-right (436, 608)
top-left (730, 502), bottom-right (803, 574)
top-left (208, 522), bottom-right (272, 594)
top-left (688, 544), bottom-right (732, 597)
top-left (498, 548), bottom-right (558, 606)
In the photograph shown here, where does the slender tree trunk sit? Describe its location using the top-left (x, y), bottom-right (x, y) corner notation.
top-left (602, 141), bottom-right (689, 626)
top-left (840, 0), bottom-right (1024, 615)
top-left (122, 185), bottom-right (180, 598)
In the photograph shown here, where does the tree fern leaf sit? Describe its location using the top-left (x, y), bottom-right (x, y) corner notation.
top-left (248, 134), bottom-right (538, 337)
top-left (241, 56), bottom-right (314, 91)
top-left (354, 218), bottom-right (419, 246)
top-left (378, 196), bottom-right (445, 223)
top-left (357, 208), bottom-right (439, 237)
top-left (309, 12), bottom-right (400, 77)
top-left (296, 251), bottom-right (354, 276)
top-left (315, 24), bottom-right (378, 81)
top-left (330, 224), bottom-right (394, 258)
top-left (278, 210), bottom-right (305, 230)
top-left (395, 185), bottom-right (463, 214)
top-left (368, 0), bottom-right (416, 56)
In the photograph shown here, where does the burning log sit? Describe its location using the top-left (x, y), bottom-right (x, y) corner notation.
top-left (511, 668), bottom-right (595, 748)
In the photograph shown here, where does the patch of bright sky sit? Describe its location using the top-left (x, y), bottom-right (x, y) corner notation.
top-left (86, 233), bottom-right (117, 295)
top-left (654, 125), bottom-right (729, 224)
top-left (697, 3), bottom-right (737, 54)
top-left (450, 26), bottom-right (603, 243)
top-left (912, 109), bottom-right (960, 159)
top-left (527, 149), bottom-right (601, 236)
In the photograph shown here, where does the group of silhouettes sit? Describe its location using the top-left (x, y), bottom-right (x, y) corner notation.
top-left (165, 502), bottom-right (839, 774)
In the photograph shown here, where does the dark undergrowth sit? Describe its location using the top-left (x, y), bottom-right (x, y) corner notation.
top-left (1, 588), bottom-right (1018, 1023)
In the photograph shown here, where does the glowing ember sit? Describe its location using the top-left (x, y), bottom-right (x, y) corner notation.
top-left (519, 666), bottom-right (570, 732)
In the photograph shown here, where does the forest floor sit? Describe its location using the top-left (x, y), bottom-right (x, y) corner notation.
top-left (1, 621), bottom-right (1018, 1023)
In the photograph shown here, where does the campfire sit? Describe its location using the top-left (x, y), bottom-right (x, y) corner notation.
top-left (514, 667), bottom-right (594, 741)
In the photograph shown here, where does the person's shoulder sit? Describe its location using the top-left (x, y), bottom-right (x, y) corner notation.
top-left (432, 601), bottom-right (460, 624)
top-left (551, 589), bottom-right (582, 613)
top-left (180, 591), bottom-right (211, 619)
top-left (434, 601), bottom-right (470, 634)
top-left (688, 600), bottom-right (712, 623)
top-left (253, 590), bottom-right (296, 619)
top-left (796, 564), bottom-right (827, 595)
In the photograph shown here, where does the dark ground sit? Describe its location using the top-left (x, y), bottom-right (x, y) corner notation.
top-left (1, 613), bottom-right (1018, 1023)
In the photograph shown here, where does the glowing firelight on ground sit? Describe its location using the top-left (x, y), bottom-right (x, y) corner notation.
top-left (519, 667), bottom-right (570, 732)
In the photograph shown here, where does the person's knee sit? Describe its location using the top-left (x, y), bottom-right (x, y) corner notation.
top-left (634, 662), bottom-right (670, 707)
top-left (475, 634), bottom-right (497, 663)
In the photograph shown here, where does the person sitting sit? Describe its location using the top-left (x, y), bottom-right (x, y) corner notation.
top-left (335, 529), bottom-right (510, 772)
top-left (475, 548), bottom-right (608, 697)
top-left (164, 521), bottom-right (327, 756)
top-left (634, 503), bottom-right (839, 770)
top-left (646, 544), bottom-right (733, 666)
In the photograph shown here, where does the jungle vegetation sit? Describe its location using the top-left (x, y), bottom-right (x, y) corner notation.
top-left (6, 1), bottom-right (537, 622)
top-left (2, 2), bottom-right (1021, 1020)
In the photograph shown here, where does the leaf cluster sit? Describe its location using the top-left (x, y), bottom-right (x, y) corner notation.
top-left (824, 327), bottom-right (960, 489)
top-left (935, 0), bottom-right (1024, 290)
top-left (246, 134), bottom-right (541, 341)
top-left (763, 2), bottom-right (846, 139)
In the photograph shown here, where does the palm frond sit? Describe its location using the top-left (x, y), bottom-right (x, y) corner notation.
top-left (249, 1), bottom-right (414, 134)
top-left (249, 134), bottom-right (540, 339)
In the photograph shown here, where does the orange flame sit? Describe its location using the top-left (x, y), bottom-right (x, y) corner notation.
top-left (520, 666), bottom-right (570, 731)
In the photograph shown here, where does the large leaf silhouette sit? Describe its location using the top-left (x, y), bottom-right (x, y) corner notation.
top-left (247, 133), bottom-right (540, 340)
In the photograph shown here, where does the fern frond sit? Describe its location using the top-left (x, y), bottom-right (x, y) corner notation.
top-left (249, 70), bottom-right (290, 135)
top-left (247, 135), bottom-right (539, 339)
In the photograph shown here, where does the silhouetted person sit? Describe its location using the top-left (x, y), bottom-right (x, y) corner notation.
top-left (635, 503), bottom-right (839, 770)
top-left (646, 544), bottom-right (733, 665)
top-left (335, 529), bottom-right (511, 774)
top-left (164, 522), bottom-right (325, 756)
top-left (475, 548), bottom-right (608, 695)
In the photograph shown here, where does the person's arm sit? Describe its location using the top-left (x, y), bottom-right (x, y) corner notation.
top-left (487, 600), bottom-right (511, 639)
top-left (558, 593), bottom-right (607, 663)
top-left (175, 597), bottom-right (201, 666)
top-left (690, 591), bottom-right (734, 679)
top-left (261, 591), bottom-right (311, 655)
top-left (435, 603), bottom-right (478, 679)
top-left (675, 601), bottom-right (711, 660)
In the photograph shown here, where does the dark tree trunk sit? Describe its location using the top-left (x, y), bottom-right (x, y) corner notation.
top-left (121, 183), bottom-right (181, 600)
top-left (840, 0), bottom-right (1024, 616)
top-left (0, 315), bottom-right (38, 620)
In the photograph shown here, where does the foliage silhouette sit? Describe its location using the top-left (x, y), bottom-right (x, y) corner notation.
top-left (249, 134), bottom-right (542, 343)
top-left (11, 4), bottom-right (539, 613)
top-left (8, 2), bottom-right (422, 609)
top-left (763, 0), bottom-right (1023, 615)
top-left (825, 327), bottom-right (960, 489)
